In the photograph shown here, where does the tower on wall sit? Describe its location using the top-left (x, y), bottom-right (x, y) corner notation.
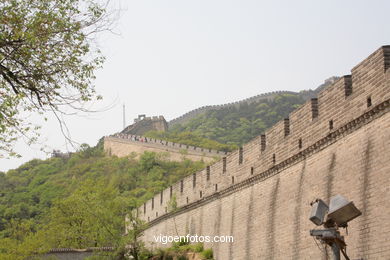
top-left (121, 115), bottom-right (168, 136)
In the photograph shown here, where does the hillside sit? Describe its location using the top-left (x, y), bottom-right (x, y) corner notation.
top-left (0, 143), bottom-right (206, 259)
top-left (158, 77), bottom-right (338, 146)
top-left (167, 77), bottom-right (338, 128)
top-left (167, 93), bottom-right (305, 145)
top-left (147, 92), bottom-right (309, 147)
top-left (168, 91), bottom-right (299, 127)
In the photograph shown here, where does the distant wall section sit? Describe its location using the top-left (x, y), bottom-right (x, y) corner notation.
top-left (104, 135), bottom-right (226, 162)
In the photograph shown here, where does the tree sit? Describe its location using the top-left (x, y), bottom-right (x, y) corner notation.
top-left (0, 219), bottom-right (49, 260)
top-left (0, 146), bottom-right (209, 259)
top-left (125, 209), bottom-right (148, 260)
top-left (0, 0), bottom-right (114, 157)
top-left (43, 180), bottom-right (130, 249)
top-left (0, 180), bottom-right (137, 259)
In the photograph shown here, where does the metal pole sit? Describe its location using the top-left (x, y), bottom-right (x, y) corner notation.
top-left (331, 242), bottom-right (340, 260)
top-left (123, 104), bottom-right (126, 129)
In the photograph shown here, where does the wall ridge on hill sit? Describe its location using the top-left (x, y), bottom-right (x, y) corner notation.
top-left (108, 133), bottom-right (228, 156)
top-left (104, 133), bottom-right (228, 162)
top-left (168, 90), bottom-right (299, 127)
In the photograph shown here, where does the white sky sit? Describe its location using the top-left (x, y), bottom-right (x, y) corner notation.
top-left (1, 0), bottom-right (390, 172)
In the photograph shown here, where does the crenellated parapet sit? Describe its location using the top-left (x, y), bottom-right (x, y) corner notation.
top-left (103, 133), bottom-right (228, 163)
top-left (139, 46), bottom-right (390, 226)
top-left (107, 133), bottom-right (227, 155)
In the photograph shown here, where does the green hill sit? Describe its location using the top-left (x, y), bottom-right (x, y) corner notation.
top-left (146, 93), bottom-right (306, 148)
top-left (0, 142), bottom-right (205, 259)
top-left (164, 77), bottom-right (338, 147)
top-left (148, 78), bottom-right (339, 148)
top-left (170, 93), bottom-right (305, 145)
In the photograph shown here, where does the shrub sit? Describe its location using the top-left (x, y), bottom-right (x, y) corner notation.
top-left (201, 248), bottom-right (213, 259)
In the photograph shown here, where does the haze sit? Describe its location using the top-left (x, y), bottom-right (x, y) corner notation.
top-left (1, 0), bottom-right (390, 171)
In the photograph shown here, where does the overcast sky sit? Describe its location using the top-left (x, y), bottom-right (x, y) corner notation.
top-left (1, 0), bottom-right (390, 172)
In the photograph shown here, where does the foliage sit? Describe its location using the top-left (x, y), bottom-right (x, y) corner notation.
top-left (42, 181), bottom-right (129, 248)
top-left (125, 209), bottom-right (149, 260)
top-left (169, 93), bottom-right (305, 145)
top-left (0, 144), bottom-right (205, 259)
top-left (200, 248), bottom-right (213, 259)
top-left (154, 242), bottom-right (213, 260)
top-left (167, 193), bottom-right (178, 213)
top-left (0, 0), bottom-right (113, 157)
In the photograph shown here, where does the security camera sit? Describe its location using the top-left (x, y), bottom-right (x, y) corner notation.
top-left (309, 199), bottom-right (328, 226)
top-left (309, 195), bottom-right (361, 227)
top-left (309, 194), bottom-right (362, 260)
top-left (327, 195), bottom-right (361, 227)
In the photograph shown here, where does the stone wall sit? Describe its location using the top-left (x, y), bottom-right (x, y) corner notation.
top-left (104, 134), bottom-right (226, 162)
top-left (137, 46), bottom-right (390, 259)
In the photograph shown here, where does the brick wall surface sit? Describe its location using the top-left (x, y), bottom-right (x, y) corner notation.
top-left (137, 46), bottom-right (390, 259)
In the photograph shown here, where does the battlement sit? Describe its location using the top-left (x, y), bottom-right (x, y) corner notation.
top-left (107, 133), bottom-right (227, 155)
top-left (104, 134), bottom-right (227, 163)
top-left (139, 46), bottom-right (390, 226)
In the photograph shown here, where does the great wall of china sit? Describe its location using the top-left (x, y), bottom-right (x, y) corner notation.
top-left (104, 113), bottom-right (227, 162)
top-left (136, 46), bottom-right (390, 259)
top-left (104, 134), bottom-right (226, 162)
